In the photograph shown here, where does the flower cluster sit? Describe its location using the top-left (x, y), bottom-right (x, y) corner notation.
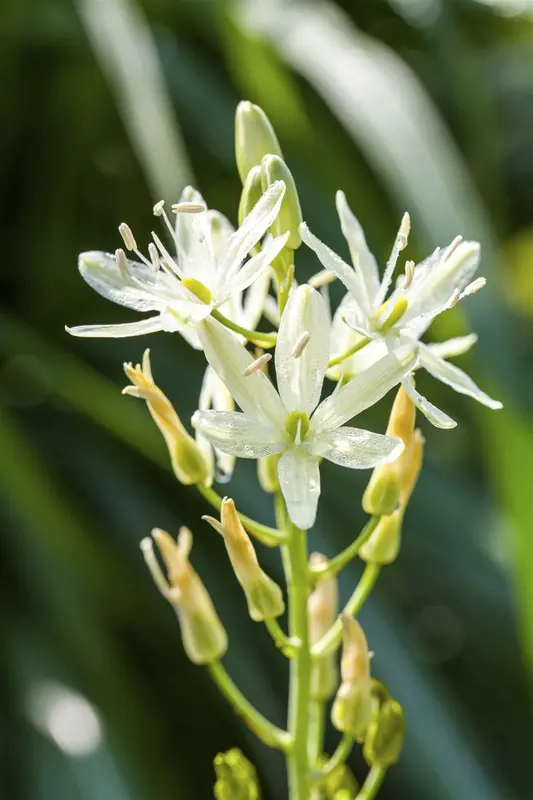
top-left (68, 100), bottom-right (501, 799)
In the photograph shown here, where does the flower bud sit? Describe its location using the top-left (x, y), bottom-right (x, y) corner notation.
top-left (362, 385), bottom-right (416, 515)
top-left (261, 154), bottom-right (302, 249)
top-left (360, 429), bottom-right (424, 565)
top-left (203, 498), bottom-right (284, 622)
top-left (238, 166), bottom-right (263, 227)
top-left (235, 101), bottom-right (283, 183)
top-left (308, 554), bottom-right (338, 700)
top-left (123, 350), bottom-right (211, 485)
top-left (363, 697), bottom-right (405, 768)
top-left (331, 616), bottom-right (372, 741)
top-left (141, 527), bottom-right (227, 664)
top-left (213, 748), bottom-right (260, 800)
top-left (257, 453), bottom-right (280, 493)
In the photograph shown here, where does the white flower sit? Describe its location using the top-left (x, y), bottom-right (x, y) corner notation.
top-left (300, 192), bottom-right (502, 428)
top-left (66, 181), bottom-right (288, 341)
top-left (192, 285), bottom-right (418, 530)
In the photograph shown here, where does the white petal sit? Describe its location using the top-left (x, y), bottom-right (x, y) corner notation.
top-left (241, 268), bottom-right (272, 330)
top-left (419, 344), bottom-right (502, 410)
top-left (205, 210), bottom-right (234, 259)
top-left (199, 366), bottom-right (236, 479)
top-left (66, 316), bottom-right (163, 338)
top-left (217, 232), bottom-right (289, 303)
top-left (174, 187), bottom-right (215, 284)
top-left (300, 222), bottom-right (363, 301)
top-left (197, 317), bottom-right (287, 428)
top-left (406, 241), bottom-right (480, 320)
top-left (313, 426), bottom-right (404, 468)
top-left (312, 345), bottom-right (418, 432)
top-left (78, 251), bottom-right (176, 313)
top-left (277, 446), bottom-right (321, 530)
top-left (425, 334), bottom-right (478, 360)
top-left (218, 181), bottom-right (286, 278)
top-left (335, 191), bottom-right (379, 314)
top-left (191, 410), bottom-right (287, 458)
top-left (401, 376), bottom-right (456, 429)
top-left (275, 285), bottom-right (330, 414)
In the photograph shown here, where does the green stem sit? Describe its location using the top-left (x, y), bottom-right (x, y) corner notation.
top-left (327, 337), bottom-right (371, 369)
top-left (308, 699), bottom-right (326, 767)
top-left (211, 309), bottom-right (277, 348)
top-left (314, 734), bottom-right (354, 782)
top-left (310, 517), bottom-right (379, 581)
top-left (356, 765), bottom-right (387, 800)
top-left (282, 504), bottom-right (312, 799)
top-left (196, 483), bottom-right (284, 546)
top-left (208, 661), bottom-right (290, 751)
top-left (312, 563), bottom-right (381, 657)
top-left (265, 617), bottom-right (300, 657)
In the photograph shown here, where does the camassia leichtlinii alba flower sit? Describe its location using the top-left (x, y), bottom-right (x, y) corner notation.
top-left (301, 192), bottom-right (502, 428)
top-left (192, 285), bottom-right (418, 529)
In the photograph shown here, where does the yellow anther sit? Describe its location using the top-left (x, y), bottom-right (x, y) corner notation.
top-left (118, 222), bottom-right (137, 251)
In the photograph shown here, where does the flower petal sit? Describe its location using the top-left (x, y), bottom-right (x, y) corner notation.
top-left (218, 181), bottom-right (286, 278)
top-left (174, 187), bottom-right (216, 284)
top-left (277, 446), bottom-right (321, 530)
top-left (401, 376), bottom-right (456, 429)
top-left (419, 344), bottom-right (502, 410)
top-left (425, 334), bottom-right (478, 360)
top-left (312, 345), bottom-right (418, 432)
top-left (275, 285), bottom-right (330, 415)
top-left (66, 316), bottom-right (163, 338)
top-left (314, 426), bottom-right (404, 468)
top-left (78, 251), bottom-right (176, 312)
top-left (191, 410), bottom-right (287, 458)
top-left (241, 267), bottom-right (272, 330)
top-left (197, 366), bottom-right (236, 480)
top-left (197, 316), bottom-right (287, 428)
top-left (300, 222), bottom-right (363, 302)
top-left (335, 191), bottom-right (379, 314)
top-left (406, 241), bottom-right (480, 320)
top-left (217, 232), bottom-right (289, 303)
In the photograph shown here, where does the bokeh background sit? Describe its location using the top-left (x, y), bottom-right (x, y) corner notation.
top-left (2, 0), bottom-right (533, 797)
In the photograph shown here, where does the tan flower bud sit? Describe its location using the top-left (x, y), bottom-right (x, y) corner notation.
top-left (141, 527), bottom-right (227, 665)
top-left (203, 498), bottom-right (284, 622)
top-left (363, 697), bottom-right (405, 768)
top-left (235, 101), bottom-right (283, 183)
top-left (123, 350), bottom-right (211, 485)
top-left (331, 616), bottom-right (372, 740)
top-left (261, 154), bottom-right (302, 250)
top-left (362, 385), bottom-right (416, 515)
top-left (308, 554), bottom-right (338, 700)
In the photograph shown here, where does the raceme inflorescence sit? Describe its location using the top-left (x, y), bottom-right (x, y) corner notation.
top-left (67, 101), bottom-right (502, 800)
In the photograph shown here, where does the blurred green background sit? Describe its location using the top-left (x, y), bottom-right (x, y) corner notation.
top-left (2, 0), bottom-right (533, 797)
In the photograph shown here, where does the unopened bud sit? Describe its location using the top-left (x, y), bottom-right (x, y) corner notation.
top-left (123, 350), bottom-right (211, 485)
top-left (213, 748), bottom-right (260, 800)
top-left (361, 428), bottom-right (424, 564)
top-left (203, 498), bottom-right (284, 622)
top-left (363, 697), bottom-right (405, 768)
top-left (331, 616), bottom-right (372, 741)
top-left (235, 101), bottom-right (283, 183)
top-left (363, 385), bottom-right (415, 515)
top-left (142, 527), bottom-right (227, 664)
top-left (261, 154), bottom-right (302, 249)
top-left (309, 554), bottom-right (338, 700)
top-left (238, 165), bottom-right (263, 227)
top-left (257, 453), bottom-right (280, 493)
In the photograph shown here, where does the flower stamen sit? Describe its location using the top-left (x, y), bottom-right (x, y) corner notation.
top-left (243, 353), bottom-right (272, 376)
top-left (292, 331), bottom-right (310, 358)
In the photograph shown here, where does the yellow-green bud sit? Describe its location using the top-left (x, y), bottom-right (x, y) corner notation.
top-left (331, 616), bottom-right (372, 741)
top-left (260, 154), bottom-right (302, 249)
top-left (141, 527), bottom-right (227, 665)
top-left (213, 748), bottom-right (260, 800)
top-left (362, 385), bottom-right (416, 515)
top-left (123, 350), bottom-right (211, 485)
top-left (316, 755), bottom-right (359, 798)
top-left (363, 697), bottom-right (405, 768)
top-left (257, 453), bottom-right (280, 493)
top-left (360, 429), bottom-right (424, 565)
top-left (238, 166), bottom-right (263, 227)
top-left (235, 101), bottom-right (283, 183)
top-left (309, 554), bottom-right (338, 700)
top-left (203, 498), bottom-right (285, 621)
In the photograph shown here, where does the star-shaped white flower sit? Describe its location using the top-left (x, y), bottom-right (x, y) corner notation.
top-left (66, 181), bottom-right (288, 341)
top-left (192, 285), bottom-right (418, 529)
top-left (300, 192), bottom-right (502, 428)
